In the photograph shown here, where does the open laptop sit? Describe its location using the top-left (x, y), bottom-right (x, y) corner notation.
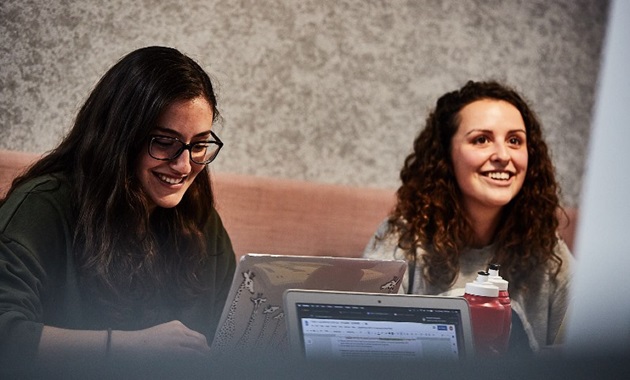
top-left (283, 289), bottom-right (474, 362)
top-left (210, 254), bottom-right (407, 355)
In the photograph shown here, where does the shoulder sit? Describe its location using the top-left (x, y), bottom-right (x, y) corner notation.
top-left (363, 218), bottom-right (404, 260)
top-left (2, 172), bottom-right (71, 200)
top-left (516, 238), bottom-right (574, 297)
top-left (372, 218), bottom-right (392, 238)
top-left (552, 238), bottom-right (574, 282)
top-left (202, 206), bottom-right (235, 257)
top-left (0, 174), bottom-right (74, 274)
top-left (0, 174), bottom-right (74, 236)
top-left (554, 238), bottom-right (574, 261)
top-left (203, 206), bottom-right (227, 235)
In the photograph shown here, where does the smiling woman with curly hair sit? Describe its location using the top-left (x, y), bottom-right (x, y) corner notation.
top-left (363, 80), bottom-right (573, 354)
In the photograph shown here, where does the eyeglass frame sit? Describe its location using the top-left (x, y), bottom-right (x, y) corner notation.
top-left (147, 130), bottom-right (224, 165)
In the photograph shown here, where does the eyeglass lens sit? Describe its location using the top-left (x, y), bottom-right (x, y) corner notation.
top-left (150, 137), bottom-right (220, 164)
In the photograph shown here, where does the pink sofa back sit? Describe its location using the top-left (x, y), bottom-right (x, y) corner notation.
top-left (0, 149), bottom-right (578, 259)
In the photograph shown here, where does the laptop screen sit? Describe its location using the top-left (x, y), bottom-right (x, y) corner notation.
top-left (288, 292), bottom-right (472, 361)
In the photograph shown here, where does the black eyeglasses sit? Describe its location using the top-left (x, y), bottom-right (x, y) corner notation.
top-left (148, 131), bottom-right (223, 165)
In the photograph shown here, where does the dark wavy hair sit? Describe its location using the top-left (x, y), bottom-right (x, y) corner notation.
top-left (391, 80), bottom-right (563, 292)
top-left (4, 46), bottom-right (221, 321)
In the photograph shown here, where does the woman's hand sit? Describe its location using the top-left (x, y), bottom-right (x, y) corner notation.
top-left (111, 320), bottom-right (211, 360)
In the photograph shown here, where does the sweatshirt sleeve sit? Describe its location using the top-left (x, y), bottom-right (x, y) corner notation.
top-left (0, 235), bottom-right (46, 365)
top-left (547, 240), bottom-right (575, 345)
top-left (0, 177), bottom-right (73, 369)
top-left (211, 207), bottom-right (236, 314)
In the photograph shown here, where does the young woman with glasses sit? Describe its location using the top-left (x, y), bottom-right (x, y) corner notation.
top-left (0, 46), bottom-right (235, 376)
top-left (363, 80), bottom-right (574, 355)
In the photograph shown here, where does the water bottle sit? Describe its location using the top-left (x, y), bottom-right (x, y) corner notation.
top-left (463, 271), bottom-right (505, 357)
top-left (487, 263), bottom-right (511, 354)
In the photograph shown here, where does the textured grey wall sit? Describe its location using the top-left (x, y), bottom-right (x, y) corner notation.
top-left (0, 0), bottom-right (609, 207)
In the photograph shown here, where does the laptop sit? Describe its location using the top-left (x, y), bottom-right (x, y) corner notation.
top-left (210, 254), bottom-right (407, 355)
top-left (283, 289), bottom-right (475, 361)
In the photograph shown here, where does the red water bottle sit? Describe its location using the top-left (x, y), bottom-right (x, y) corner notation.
top-left (463, 271), bottom-right (505, 357)
top-left (487, 263), bottom-right (511, 354)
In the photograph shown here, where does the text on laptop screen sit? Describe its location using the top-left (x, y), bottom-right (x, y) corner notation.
top-left (294, 302), bottom-right (467, 361)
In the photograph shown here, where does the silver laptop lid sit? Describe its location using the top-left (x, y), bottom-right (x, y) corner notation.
top-left (210, 254), bottom-right (407, 355)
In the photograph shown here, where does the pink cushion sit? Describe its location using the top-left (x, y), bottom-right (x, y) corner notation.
top-left (0, 150), bottom-right (41, 197)
top-left (212, 172), bottom-right (395, 259)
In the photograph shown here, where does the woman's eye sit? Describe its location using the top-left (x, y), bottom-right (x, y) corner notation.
top-left (508, 137), bottom-right (523, 145)
top-left (473, 136), bottom-right (489, 144)
top-left (155, 139), bottom-right (175, 147)
top-left (192, 143), bottom-right (210, 153)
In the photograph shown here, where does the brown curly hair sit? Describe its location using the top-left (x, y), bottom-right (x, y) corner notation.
top-left (390, 80), bottom-right (564, 292)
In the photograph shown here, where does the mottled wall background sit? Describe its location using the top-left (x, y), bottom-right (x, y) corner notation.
top-left (0, 0), bottom-right (609, 207)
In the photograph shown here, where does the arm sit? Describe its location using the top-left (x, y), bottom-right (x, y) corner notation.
top-left (38, 320), bottom-right (211, 363)
top-left (1, 178), bottom-right (211, 374)
top-left (547, 239), bottom-right (575, 345)
top-left (205, 207), bottom-right (237, 341)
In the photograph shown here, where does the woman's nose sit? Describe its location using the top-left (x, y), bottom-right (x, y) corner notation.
top-left (170, 149), bottom-right (192, 173)
top-left (491, 143), bottom-right (510, 163)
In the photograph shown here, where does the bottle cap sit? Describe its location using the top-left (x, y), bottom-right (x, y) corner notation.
top-left (488, 263), bottom-right (501, 277)
top-left (487, 264), bottom-right (509, 291)
top-left (465, 271), bottom-right (499, 297)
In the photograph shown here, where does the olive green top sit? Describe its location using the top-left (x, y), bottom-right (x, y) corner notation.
top-left (0, 174), bottom-right (235, 365)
